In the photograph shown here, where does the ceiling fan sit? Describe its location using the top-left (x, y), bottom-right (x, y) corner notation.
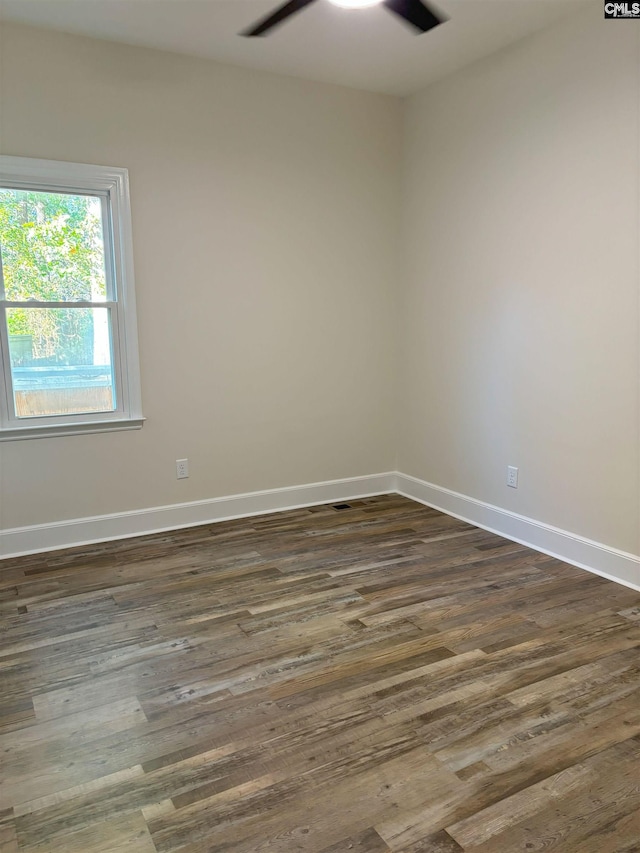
top-left (242, 0), bottom-right (446, 37)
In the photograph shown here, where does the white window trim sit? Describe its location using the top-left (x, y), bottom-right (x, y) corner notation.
top-left (0, 156), bottom-right (144, 440)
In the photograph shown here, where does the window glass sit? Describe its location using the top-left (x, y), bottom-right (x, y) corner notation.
top-left (6, 306), bottom-right (116, 418)
top-left (0, 188), bottom-right (107, 302)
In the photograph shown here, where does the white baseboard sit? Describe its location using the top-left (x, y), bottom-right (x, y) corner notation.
top-left (0, 472), bottom-right (397, 559)
top-left (396, 472), bottom-right (640, 592)
top-left (3, 470), bottom-right (639, 594)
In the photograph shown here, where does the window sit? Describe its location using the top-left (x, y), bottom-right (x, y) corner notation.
top-left (0, 157), bottom-right (143, 439)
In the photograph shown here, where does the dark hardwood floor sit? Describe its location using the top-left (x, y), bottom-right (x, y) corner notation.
top-left (2, 494), bottom-right (640, 852)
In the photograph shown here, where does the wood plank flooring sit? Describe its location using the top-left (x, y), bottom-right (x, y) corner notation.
top-left (1, 494), bottom-right (640, 852)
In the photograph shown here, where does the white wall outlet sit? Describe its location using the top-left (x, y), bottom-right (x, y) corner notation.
top-left (507, 465), bottom-right (519, 489)
top-left (176, 458), bottom-right (189, 479)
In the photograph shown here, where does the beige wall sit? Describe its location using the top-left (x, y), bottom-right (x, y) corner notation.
top-left (0, 22), bottom-right (401, 529)
top-left (398, 5), bottom-right (640, 555)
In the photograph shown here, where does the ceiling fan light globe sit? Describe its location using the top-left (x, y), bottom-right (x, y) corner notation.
top-left (328, 0), bottom-right (383, 8)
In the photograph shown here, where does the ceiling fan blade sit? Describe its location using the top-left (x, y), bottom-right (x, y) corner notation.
top-left (382, 0), bottom-right (445, 33)
top-left (242, 0), bottom-right (318, 36)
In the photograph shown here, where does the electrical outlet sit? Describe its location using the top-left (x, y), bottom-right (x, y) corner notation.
top-left (507, 465), bottom-right (519, 489)
top-left (176, 458), bottom-right (189, 479)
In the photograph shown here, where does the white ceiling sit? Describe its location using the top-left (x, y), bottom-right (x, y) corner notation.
top-left (0, 0), bottom-right (585, 95)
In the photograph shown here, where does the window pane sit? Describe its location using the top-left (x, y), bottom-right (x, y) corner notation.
top-left (0, 188), bottom-right (107, 302)
top-left (6, 307), bottom-right (116, 417)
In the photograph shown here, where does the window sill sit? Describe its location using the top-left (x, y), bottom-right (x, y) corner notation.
top-left (0, 417), bottom-right (145, 441)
